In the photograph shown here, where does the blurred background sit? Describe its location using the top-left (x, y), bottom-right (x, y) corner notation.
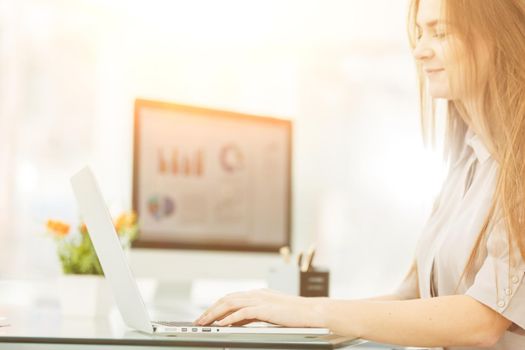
top-left (0, 0), bottom-right (446, 300)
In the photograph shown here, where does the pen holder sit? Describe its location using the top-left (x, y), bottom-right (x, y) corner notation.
top-left (267, 264), bottom-right (329, 297)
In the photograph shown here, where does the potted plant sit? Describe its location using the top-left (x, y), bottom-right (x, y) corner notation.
top-left (46, 212), bottom-right (138, 317)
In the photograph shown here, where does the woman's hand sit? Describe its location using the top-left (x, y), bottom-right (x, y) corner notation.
top-left (194, 288), bottom-right (327, 328)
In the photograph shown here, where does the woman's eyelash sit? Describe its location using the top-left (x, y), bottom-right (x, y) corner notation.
top-left (415, 31), bottom-right (447, 40)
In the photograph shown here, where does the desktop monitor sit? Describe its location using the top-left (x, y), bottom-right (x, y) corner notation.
top-left (132, 99), bottom-right (292, 253)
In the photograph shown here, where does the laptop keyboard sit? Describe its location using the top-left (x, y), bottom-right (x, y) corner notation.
top-left (154, 321), bottom-right (195, 327)
top-left (153, 321), bottom-right (221, 333)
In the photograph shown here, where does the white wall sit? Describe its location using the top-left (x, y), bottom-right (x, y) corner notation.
top-left (0, 0), bottom-right (21, 273)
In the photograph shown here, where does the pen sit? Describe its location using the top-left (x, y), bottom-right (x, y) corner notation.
top-left (296, 252), bottom-right (303, 269)
top-left (301, 245), bottom-right (316, 272)
top-left (279, 246), bottom-right (291, 264)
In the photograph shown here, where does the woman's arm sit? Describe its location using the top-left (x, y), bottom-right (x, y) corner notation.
top-left (357, 294), bottom-right (404, 302)
top-left (196, 290), bottom-right (511, 348)
top-left (320, 295), bottom-right (511, 348)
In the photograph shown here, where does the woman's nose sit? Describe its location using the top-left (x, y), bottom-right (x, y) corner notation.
top-left (413, 41), bottom-right (434, 61)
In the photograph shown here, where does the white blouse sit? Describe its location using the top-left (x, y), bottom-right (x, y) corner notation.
top-left (396, 128), bottom-right (525, 350)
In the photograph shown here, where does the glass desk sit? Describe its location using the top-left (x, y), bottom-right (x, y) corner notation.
top-left (0, 305), bottom-right (416, 350)
top-left (0, 280), bottom-right (414, 350)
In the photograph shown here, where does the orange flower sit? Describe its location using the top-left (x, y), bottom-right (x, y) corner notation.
top-left (114, 211), bottom-right (137, 233)
top-left (46, 220), bottom-right (70, 236)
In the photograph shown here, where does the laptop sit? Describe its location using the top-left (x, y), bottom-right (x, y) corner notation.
top-left (70, 166), bottom-right (330, 335)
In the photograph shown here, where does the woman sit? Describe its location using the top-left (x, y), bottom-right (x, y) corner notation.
top-left (194, 0), bottom-right (525, 348)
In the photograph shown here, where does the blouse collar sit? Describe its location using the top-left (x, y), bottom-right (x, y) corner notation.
top-left (464, 128), bottom-right (492, 164)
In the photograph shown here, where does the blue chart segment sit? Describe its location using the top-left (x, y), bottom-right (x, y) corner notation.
top-left (148, 195), bottom-right (175, 221)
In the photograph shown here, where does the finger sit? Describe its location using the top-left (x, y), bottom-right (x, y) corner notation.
top-left (197, 298), bottom-right (255, 326)
top-left (231, 318), bottom-right (258, 327)
top-left (194, 297), bottom-right (232, 325)
top-left (195, 297), bottom-right (236, 325)
top-left (216, 306), bottom-right (264, 326)
top-left (194, 291), bottom-right (252, 324)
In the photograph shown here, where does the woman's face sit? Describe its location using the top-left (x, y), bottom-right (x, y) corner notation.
top-left (413, 0), bottom-right (455, 99)
top-left (413, 0), bottom-right (491, 102)
top-left (413, 0), bottom-right (475, 101)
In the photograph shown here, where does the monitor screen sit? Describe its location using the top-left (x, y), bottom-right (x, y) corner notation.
top-left (132, 99), bottom-right (292, 252)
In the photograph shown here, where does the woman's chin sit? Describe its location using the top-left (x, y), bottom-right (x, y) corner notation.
top-left (428, 87), bottom-right (452, 100)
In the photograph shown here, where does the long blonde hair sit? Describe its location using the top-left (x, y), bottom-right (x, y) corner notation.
top-left (408, 0), bottom-right (525, 283)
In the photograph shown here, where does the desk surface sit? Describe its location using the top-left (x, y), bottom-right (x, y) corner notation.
top-left (0, 280), bottom-right (406, 350)
top-left (0, 305), bottom-right (372, 350)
